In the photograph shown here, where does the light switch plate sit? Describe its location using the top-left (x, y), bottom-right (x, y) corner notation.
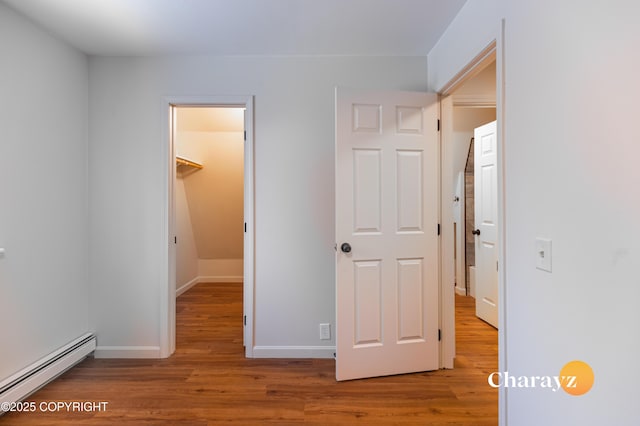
top-left (319, 323), bottom-right (331, 340)
top-left (535, 238), bottom-right (552, 272)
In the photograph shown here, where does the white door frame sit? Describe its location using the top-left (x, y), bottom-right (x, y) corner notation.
top-left (438, 29), bottom-right (506, 423)
top-left (439, 42), bottom-right (497, 369)
top-left (160, 95), bottom-right (255, 358)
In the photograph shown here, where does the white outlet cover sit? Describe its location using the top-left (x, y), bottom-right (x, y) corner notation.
top-left (535, 238), bottom-right (552, 272)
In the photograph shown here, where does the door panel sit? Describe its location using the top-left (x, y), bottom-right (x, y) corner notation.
top-left (474, 121), bottom-right (498, 328)
top-left (397, 258), bottom-right (424, 341)
top-left (353, 149), bottom-right (382, 233)
top-left (354, 260), bottom-right (383, 346)
top-left (336, 88), bottom-right (439, 381)
top-left (397, 151), bottom-right (423, 232)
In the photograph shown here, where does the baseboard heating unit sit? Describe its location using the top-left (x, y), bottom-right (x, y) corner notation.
top-left (0, 333), bottom-right (96, 410)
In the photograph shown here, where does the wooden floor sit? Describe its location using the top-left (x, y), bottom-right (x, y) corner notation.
top-left (3, 284), bottom-right (498, 425)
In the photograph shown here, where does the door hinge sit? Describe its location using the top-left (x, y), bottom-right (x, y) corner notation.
top-left (437, 119), bottom-right (440, 131)
top-left (438, 329), bottom-right (441, 341)
top-left (174, 236), bottom-right (177, 244)
top-left (244, 315), bottom-right (246, 326)
top-left (437, 224), bottom-right (441, 236)
top-left (244, 130), bottom-right (247, 141)
top-left (244, 222), bottom-right (247, 233)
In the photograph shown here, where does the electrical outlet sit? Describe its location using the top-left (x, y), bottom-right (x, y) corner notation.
top-left (319, 323), bottom-right (331, 340)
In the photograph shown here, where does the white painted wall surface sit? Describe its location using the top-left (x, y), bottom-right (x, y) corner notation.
top-left (0, 3), bottom-right (90, 380)
top-left (198, 259), bottom-right (243, 282)
top-left (452, 108), bottom-right (496, 182)
top-left (175, 177), bottom-right (198, 290)
top-left (452, 62), bottom-right (497, 104)
top-left (177, 131), bottom-right (244, 260)
top-left (176, 127), bottom-right (244, 288)
top-left (88, 56), bottom-right (428, 354)
top-left (427, 0), bottom-right (500, 93)
top-left (430, 0), bottom-right (640, 424)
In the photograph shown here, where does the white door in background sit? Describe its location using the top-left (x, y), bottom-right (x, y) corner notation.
top-left (335, 88), bottom-right (439, 381)
top-left (473, 121), bottom-right (498, 328)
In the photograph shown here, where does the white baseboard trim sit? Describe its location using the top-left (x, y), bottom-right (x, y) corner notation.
top-left (176, 276), bottom-right (243, 297)
top-left (455, 285), bottom-right (467, 296)
top-left (252, 346), bottom-right (336, 359)
top-left (198, 276), bottom-right (243, 283)
top-left (94, 346), bottom-right (161, 359)
top-left (176, 277), bottom-right (199, 296)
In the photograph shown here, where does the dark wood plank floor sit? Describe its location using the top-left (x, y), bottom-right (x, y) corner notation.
top-left (2, 283), bottom-right (498, 425)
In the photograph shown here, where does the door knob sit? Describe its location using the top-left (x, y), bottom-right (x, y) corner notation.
top-left (340, 243), bottom-right (352, 253)
top-left (472, 229), bottom-right (481, 236)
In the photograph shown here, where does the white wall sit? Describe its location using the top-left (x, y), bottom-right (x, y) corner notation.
top-left (428, 0), bottom-right (500, 93)
top-left (177, 130), bottom-right (244, 260)
top-left (430, 0), bottom-right (640, 424)
top-left (452, 108), bottom-right (496, 182)
top-left (88, 55), bottom-right (428, 355)
top-left (0, 3), bottom-right (90, 380)
top-left (451, 61), bottom-right (497, 104)
top-left (176, 128), bottom-right (245, 288)
top-left (175, 177), bottom-right (198, 291)
top-left (198, 259), bottom-right (243, 282)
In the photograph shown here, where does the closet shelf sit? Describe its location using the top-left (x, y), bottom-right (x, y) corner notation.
top-left (176, 156), bottom-right (203, 169)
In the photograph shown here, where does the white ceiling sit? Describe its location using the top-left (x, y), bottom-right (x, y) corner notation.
top-left (2, 0), bottom-right (466, 56)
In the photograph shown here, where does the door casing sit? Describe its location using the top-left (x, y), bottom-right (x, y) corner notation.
top-left (161, 95), bottom-right (255, 358)
top-left (439, 47), bottom-right (496, 368)
top-left (438, 27), bottom-right (506, 425)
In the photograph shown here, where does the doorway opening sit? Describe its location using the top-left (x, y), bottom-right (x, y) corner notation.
top-left (174, 106), bottom-right (245, 295)
top-left (446, 60), bottom-right (497, 325)
top-left (439, 42), bottom-right (499, 369)
top-left (449, 62), bottom-right (497, 300)
top-left (162, 96), bottom-right (255, 359)
top-left (437, 38), bottom-right (506, 420)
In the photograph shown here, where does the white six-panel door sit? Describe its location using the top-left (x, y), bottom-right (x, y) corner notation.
top-left (474, 120), bottom-right (498, 328)
top-left (335, 88), bottom-right (439, 381)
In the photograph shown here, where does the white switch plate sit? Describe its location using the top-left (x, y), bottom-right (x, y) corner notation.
top-left (535, 238), bottom-right (552, 272)
top-left (319, 323), bottom-right (331, 340)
